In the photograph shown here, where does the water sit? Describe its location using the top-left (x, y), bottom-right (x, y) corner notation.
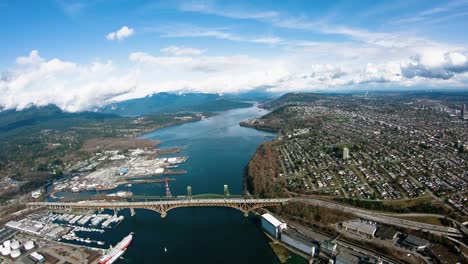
top-left (122, 105), bottom-right (280, 264)
top-left (56, 105), bottom-right (307, 264)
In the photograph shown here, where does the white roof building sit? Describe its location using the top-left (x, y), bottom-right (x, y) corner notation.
top-left (342, 220), bottom-right (377, 237)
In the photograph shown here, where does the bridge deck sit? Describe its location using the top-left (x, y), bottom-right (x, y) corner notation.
top-left (29, 198), bottom-right (290, 207)
top-left (27, 198), bottom-right (290, 218)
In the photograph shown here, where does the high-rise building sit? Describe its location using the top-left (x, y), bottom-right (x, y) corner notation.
top-left (343, 147), bottom-right (350, 160)
top-left (462, 104), bottom-right (466, 119)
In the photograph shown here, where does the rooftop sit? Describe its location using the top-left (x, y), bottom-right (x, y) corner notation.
top-left (342, 220), bottom-right (377, 235)
top-left (261, 213), bottom-right (285, 228)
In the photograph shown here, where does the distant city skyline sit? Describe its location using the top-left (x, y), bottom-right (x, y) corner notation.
top-left (1, 0), bottom-right (468, 111)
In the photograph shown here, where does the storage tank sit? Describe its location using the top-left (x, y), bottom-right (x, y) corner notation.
top-left (24, 240), bottom-right (34, 250)
top-left (3, 240), bottom-right (11, 247)
top-left (1, 246), bottom-right (11, 256)
top-left (10, 249), bottom-right (21, 258)
top-left (10, 240), bottom-right (20, 250)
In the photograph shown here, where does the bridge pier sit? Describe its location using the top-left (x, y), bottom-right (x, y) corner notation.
top-left (160, 211), bottom-right (167, 218)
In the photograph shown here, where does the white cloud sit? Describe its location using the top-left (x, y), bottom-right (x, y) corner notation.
top-left (177, 2), bottom-right (448, 50)
top-left (56, 0), bottom-right (86, 16)
top-left (16, 50), bottom-right (44, 66)
top-left (121, 51), bottom-right (289, 99)
top-left (401, 50), bottom-right (468, 79)
top-left (2, 47), bottom-right (468, 112)
top-left (0, 51), bottom-right (136, 112)
top-left (252, 37), bottom-right (283, 44)
top-left (129, 52), bottom-right (264, 72)
top-left (106, 26), bottom-right (134, 41)
top-left (180, 2), bottom-right (279, 20)
top-left (160, 46), bottom-right (206, 56)
top-left (159, 24), bottom-right (283, 45)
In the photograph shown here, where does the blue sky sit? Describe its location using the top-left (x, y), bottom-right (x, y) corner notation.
top-left (1, 0), bottom-right (468, 111)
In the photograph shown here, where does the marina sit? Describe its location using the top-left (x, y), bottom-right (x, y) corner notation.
top-left (4, 210), bottom-right (127, 251)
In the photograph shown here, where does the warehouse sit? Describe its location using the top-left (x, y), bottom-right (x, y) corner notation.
top-left (261, 213), bottom-right (287, 239)
top-left (400, 235), bottom-right (430, 251)
top-left (342, 220), bottom-right (377, 238)
top-left (332, 251), bottom-right (362, 264)
top-left (281, 229), bottom-right (318, 257)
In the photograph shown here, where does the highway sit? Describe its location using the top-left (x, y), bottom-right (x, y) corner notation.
top-left (293, 198), bottom-right (462, 237)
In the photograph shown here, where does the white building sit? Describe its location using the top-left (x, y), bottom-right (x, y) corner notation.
top-left (261, 213), bottom-right (287, 239)
top-left (342, 220), bottom-right (377, 238)
top-left (343, 147), bottom-right (350, 160)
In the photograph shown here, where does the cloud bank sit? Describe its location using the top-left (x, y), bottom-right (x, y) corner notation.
top-left (0, 50), bottom-right (136, 112)
top-left (1, 47), bottom-right (467, 112)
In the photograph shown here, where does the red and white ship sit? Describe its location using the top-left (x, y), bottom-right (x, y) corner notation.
top-left (99, 233), bottom-right (133, 264)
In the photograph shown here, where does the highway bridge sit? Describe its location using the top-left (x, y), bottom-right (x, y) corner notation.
top-left (28, 198), bottom-right (290, 218)
top-left (27, 195), bottom-right (463, 237)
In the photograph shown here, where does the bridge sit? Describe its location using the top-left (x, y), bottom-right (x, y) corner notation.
top-left (27, 198), bottom-right (290, 218)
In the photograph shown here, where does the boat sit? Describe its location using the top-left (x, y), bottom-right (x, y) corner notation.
top-left (99, 233), bottom-right (133, 264)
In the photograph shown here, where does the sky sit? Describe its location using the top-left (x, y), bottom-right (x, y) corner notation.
top-left (1, 0), bottom-right (468, 111)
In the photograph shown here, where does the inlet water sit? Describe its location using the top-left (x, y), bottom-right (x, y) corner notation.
top-left (83, 106), bottom-right (305, 264)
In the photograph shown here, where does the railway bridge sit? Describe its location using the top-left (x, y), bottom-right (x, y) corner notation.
top-left (27, 198), bottom-right (290, 218)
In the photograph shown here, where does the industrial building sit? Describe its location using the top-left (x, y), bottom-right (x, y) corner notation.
top-left (261, 213), bottom-right (320, 259)
top-left (321, 240), bottom-right (337, 256)
top-left (261, 213), bottom-right (287, 239)
top-left (29, 251), bottom-right (45, 263)
top-left (6, 221), bottom-right (42, 236)
top-left (332, 250), bottom-right (378, 264)
top-left (5, 219), bottom-right (68, 240)
top-left (399, 235), bottom-right (430, 251)
top-left (342, 220), bottom-right (377, 238)
top-left (280, 229), bottom-right (318, 257)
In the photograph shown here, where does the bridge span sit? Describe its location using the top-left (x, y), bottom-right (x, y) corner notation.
top-left (27, 198), bottom-right (290, 218)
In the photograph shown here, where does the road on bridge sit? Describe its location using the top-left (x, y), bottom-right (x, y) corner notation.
top-left (28, 198), bottom-right (290, 218)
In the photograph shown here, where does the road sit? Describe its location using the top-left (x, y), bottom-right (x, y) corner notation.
top-left (293, 198), bottom-right (462, 237)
